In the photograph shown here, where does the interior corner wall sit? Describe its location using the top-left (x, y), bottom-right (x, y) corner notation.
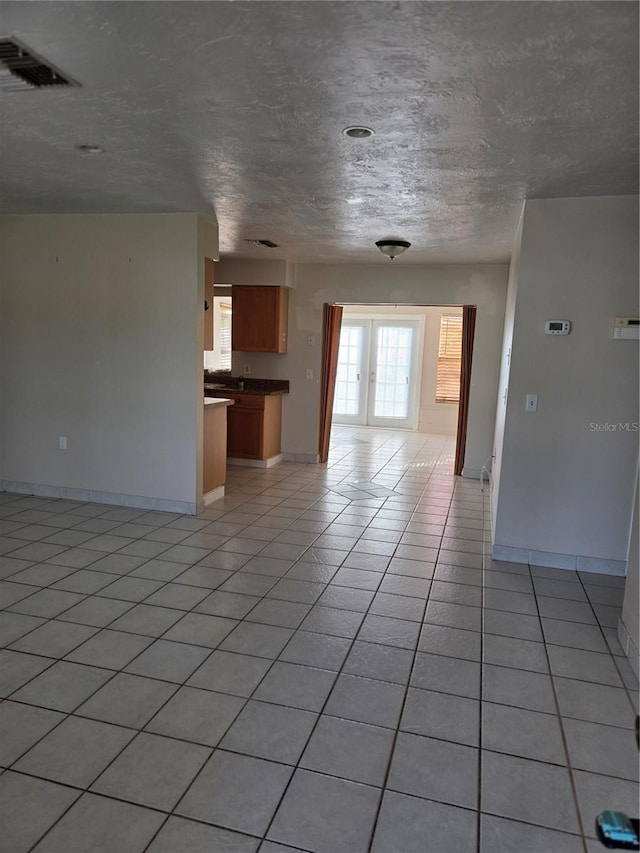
top-left (237, 263), bottom-right (508, 469)
top-left (493, 196), bottom-right (639, 570)
top-left (490, 209), bottom-right (524, 538)
top-left (0, 213), bottom-right (201, 510)
top-left (619, 471), bottom-right (639, 677)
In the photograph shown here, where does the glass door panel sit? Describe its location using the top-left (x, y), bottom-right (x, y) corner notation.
top-left (368, 321), bottom-right (420, 429)
top-left (333, 318), bottom-right (420, 430)
top-left (332, 322), bottom-right (369, 425)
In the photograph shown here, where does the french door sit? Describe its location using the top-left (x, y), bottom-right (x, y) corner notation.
top-left (332, 319), bottom-right (421, 429)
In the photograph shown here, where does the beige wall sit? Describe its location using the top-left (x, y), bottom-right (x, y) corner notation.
top-left (620, 473), bottom-right (639, 676)
top-left (232, 262), bottom-right (508, 472)
top-left (491, 210), bottom-right (523, 536)
top-left (493, 196), bottom-right (639, 569)
top-left (0, 213), bottom-right (215, 511)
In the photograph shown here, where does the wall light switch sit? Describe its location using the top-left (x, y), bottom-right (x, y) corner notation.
top-left (525, 394), bottom-right (538, 412)
top-left (243, 364), bottom-right (251, 375)
top-left (306, 369), bottom-right (314, 380)
top-left (58, 435), bottom-right (67, 450)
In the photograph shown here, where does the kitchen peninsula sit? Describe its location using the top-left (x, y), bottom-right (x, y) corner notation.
top-left (203, 396), bottom-right (234, 503)
top-left (204, 374), bottom-right (289, 468)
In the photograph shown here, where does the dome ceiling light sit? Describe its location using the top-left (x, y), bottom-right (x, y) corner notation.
top-left (375, 239), bottom-right (411, 260)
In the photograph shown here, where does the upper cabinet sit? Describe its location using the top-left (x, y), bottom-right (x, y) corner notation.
top-left (204, 257), bottom-right (215, 351)
top-left (232, 285), bottom-right (289, 353)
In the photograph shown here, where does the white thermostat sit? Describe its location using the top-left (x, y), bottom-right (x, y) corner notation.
top-left (613, 318), bottom-right (640, 340)
top-left (545, 320), bottom-right (571, 336)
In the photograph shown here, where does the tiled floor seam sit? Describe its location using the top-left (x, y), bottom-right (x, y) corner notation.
top-left (529, 565), bottom-right (589, 852)
top-left (364, 474), bottom-right (458, 852)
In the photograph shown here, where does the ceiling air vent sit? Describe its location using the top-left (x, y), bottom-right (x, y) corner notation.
top-left (245, 239), bottom-right (279, 249)
top-left (0, 37), bottom-right (78, 91)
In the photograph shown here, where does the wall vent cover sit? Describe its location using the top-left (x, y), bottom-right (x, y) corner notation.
top-left (244, 239), bottom-right (279, 248)
top-left (0, 37), bottom-right (79, 91)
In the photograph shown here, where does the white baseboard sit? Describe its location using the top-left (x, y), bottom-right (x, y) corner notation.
top-left (617, 617), bottom-right (640, 681)
top-left (227, 454), bottom-right (283, 469)
top-left (203, 485), bottom-right (225, 506)
top-left (491, 543), bottom-right (627, 576)
top-left (281, 453), bottom-right (321, 464)
top-left (461, 467), bottom-right (482, 479)
top-left (1, 480), bottom-right (197, 516)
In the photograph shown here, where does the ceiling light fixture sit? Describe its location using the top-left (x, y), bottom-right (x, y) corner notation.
top-left (75, 144), bottom-right (105, 154)
top-left (375, 239), bottom-right (411, 260)
top-left (343, 126), bottom-right (375, 138)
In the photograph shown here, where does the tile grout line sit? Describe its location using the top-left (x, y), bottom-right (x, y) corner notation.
top-left (364, 461), bottom-right (458, 853)
top-left (256, 443), bottom-right (454, 850)
top-left (476, 474), bottom-right (491, 853)
top-left (529, 567), bottom-right (589, 852)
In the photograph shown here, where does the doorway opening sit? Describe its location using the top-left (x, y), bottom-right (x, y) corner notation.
top-left (319, 303), bottom-right (476, 475)
top-left (333, 316), bottom-right (423, 430)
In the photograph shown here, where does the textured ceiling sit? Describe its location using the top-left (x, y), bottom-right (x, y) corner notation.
top-left (0, 1), bottom-right (637, 263)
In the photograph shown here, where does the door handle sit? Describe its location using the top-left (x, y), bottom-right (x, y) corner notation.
top-left (356, 373), bottom-right (360, 381)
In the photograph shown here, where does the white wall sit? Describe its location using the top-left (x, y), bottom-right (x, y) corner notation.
top-left (619, 472), bottom-right (639, 677)
top-left (493, 196), bottom-right (639, 571)
top-left (232, 263), bottom-right (508, 471)
top-left (491, 210), bottom-right (523, 536)
top-left (216, 258), bottom-right (293, 287)
top-left (0, 213), bottom-right (215, 512)
top-left (340, 304), bottom-right (461, 435)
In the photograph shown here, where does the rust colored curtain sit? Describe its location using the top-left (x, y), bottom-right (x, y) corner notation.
top-left (318, 304), bottom-right (343, 463)
top-left (454, 305), bottom-right (477, 476)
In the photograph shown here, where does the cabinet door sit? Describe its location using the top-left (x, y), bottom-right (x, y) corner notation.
top-left (204, 257), bottom-right (215, 351)
top-left (227, 406), bottom-right (264, 458)
top-left (232, 286), bottom-right (288, 353)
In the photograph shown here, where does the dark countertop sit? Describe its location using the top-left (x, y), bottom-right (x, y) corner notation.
top-left (205, 386), bottom-right (287, 397)
top-left (204, 376), bottom-right (289, 395)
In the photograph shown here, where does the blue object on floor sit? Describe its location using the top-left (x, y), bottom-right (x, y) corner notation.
top-left (595, 811), bottom-right (640, 850)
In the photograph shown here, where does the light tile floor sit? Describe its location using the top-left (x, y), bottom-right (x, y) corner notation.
top-left (0, 426), bottom-right (638, 853)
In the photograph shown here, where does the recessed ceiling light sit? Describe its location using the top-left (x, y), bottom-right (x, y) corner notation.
top-left (75, 144), bottom-right (105, 154)
top-left (343, 126), bottom-right (375, 139)
top-left (346, 197), bottom-right (365, 205)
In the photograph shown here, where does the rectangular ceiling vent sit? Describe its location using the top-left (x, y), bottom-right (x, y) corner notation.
top-left (0, 37), bottom-right (78, 91)
top-left (245, 239), bottom-right (279, 249)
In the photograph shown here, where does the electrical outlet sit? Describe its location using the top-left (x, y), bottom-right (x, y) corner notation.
top-left (58, 435), bottom-right (67, 450)
top-left (525, 394), bottom-right (538, 412)
top-left (307, 335), bottom-right (315, 346)
top-left (306, 369), bottom-right (314, 380)
top-left (243, 364), bottom-right (251, 375)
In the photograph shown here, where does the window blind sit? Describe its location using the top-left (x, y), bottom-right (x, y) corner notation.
top-left (219, 301), bottom-right (232, 370)
top-left (436, 314), bottom-right (463, 403)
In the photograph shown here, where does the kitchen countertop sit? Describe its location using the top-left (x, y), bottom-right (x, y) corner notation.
top-left (204, 377), bottom-right (289, 395)
top-left (205, 387), bottom-right (288, 397)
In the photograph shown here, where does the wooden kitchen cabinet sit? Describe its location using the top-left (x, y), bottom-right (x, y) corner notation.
top-left (204, 257), bottom-right (215, 351)
top-left (232, 285), bottom-right (288, 353)
top-left (212, 392), bottom-right (282, 460)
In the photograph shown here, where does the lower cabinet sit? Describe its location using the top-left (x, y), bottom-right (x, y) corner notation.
top-left (211, 393), bottom-right (282, 460)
